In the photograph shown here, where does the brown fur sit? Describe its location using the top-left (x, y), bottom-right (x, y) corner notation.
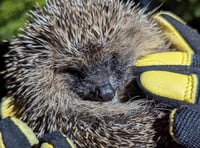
top-left (5, 0), bottom-right (182, 147)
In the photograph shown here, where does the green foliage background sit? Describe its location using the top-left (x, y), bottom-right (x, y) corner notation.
top-left (0, 0), bottom-right (45, 41)
top-left (0, 0), bottom-right (200, 41)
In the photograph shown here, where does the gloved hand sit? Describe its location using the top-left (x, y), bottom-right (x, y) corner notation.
top-left (0, 97), bottom-right (74, 148)
top-left (135, 11), bottom-right (200, 147)
top-left (0, 117), bottom-right (39, 148)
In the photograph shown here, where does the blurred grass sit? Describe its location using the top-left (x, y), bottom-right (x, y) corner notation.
top-left (0, 0), bottom-right (200, 41)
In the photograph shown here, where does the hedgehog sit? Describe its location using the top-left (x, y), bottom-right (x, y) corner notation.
top-left (4, 0), bottom-right (183, 147)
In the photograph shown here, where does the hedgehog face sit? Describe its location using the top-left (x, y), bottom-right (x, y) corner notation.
top-left (55, 48), bottom-right (133, 102)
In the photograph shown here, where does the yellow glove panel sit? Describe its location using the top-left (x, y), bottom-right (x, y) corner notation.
top-left (41, 142), bottom-right (54, 148)
top-left (12, 117), bottom-right (39, 146)
top-left (135, 52), bottom-right (192, 66)
top-left (140, 71), bottom-right (197, 103)
top-left (0, 133), bottom-right (5, 148)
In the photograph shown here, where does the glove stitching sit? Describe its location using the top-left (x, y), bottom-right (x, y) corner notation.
top-left (186, 52), bottom-right (190, 65)
top-left (189, 76), bottom-right (193, 102)
top-left (183, 76), bottom-right (188, 102)
top-left (182, 52), bottom-right (189, 65)
top-left (184, 75), bottom-right (193, 103)
top-left (182, 52), bottom-right (185, 65)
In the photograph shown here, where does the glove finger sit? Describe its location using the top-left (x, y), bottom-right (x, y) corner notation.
top-left (154, 11), bottom-right (200, 53)
top-left (135, 52), bottom-right (192, 66)
top-left (137, 71), bottom-right (199, 107)
top-left (0, 117), bottom-right (39, 148)
top-left (39, 131), bottom-right (74, 148)
top-left (169, 106), bottom-right (200, 148)
top-left (134, 52), bottom-right (200, 75)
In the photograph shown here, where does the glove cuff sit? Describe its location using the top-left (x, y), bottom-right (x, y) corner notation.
top-left (169, 106), bottom-right (200, 148)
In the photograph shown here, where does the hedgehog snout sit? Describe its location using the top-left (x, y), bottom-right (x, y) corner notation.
top-left (96, 83), bottom-right (115, 101)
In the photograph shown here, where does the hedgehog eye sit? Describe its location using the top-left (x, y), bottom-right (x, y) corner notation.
top-left (65, 68), bottom-right (85, 79)
top-left (56, 67), bottom-right (85, 79)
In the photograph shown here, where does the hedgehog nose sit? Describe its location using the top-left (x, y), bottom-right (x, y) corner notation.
top-left (97, 84), bottom-right (115, 101)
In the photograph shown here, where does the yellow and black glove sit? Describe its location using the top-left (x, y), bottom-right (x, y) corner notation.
top-left (39, 131), bottom-right (74, 148)
top-left (0, 97), bottom-right (74, 148)
top-left (135, 12), bottom-right (200, 147)
top-left (0, 117), bottom-right (39, 148)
